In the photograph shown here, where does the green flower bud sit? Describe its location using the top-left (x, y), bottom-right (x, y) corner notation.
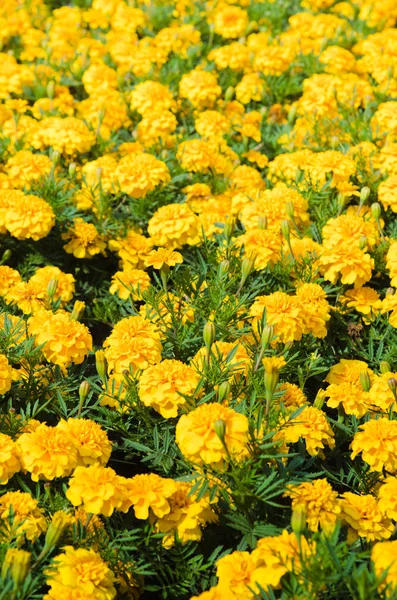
top-left (380, 361), bottom-right (391, 374)
top-left (360, 370), bottom-right (371, 392)
top-left (218, 260), bottom-right (230, 278)
top-left (261, 325), bottom-right (274, 351)
top-left (95, 350), bottom-right (107, 382)
top-left (224, 86), bottom-right (235, 101)
top-left (371, 202), bottom-right (381, 220)
top-left (359, 235), bottom-right (368, 250)
top-left (360, 186), bottom-right (370, 203)
top-left (47, 278), bottom-right (58, 300)
top-left (203, 322), bottom-right (216, 350)
top-left (2, 549), bottom-right (30, 589)
top-left (281, 219), bottom-right (291, 242)
top-left (285, 201), bottom-right (295, 220)
top-left (218, 381), bottom-right (231, 403)
top-left (214, 419), bottom-right (226, 444)
top-left (291, 507), bottom-right (306, 539)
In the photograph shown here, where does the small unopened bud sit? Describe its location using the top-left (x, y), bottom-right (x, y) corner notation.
top-left (1, 249), bottom-right (11, 264)
top-left (360, 370), bottom-right (371, 392)
top-left (386, 288), bottom-right (395, 296)
top-left (380, 360), bottom-right (391, 374)
top-left (51, 149), bottom-right (60, 166)
top-left (241, 254), bottom-right (255, 279)
top-left (95, 350), bottom-right (107, 382)
top-left (203, 322), bottom-right (216, 351)
top-left (98, 107), bottom-right (106, 124)
top-left (47, 278), bottom-right (58, 299)
top-left (359, 235), bottom-right (368, 250)
top-left (257, 215), bottom-right (267, 229)
top-left (1, 549), bottom-right (31, 589)
top-left (285, 201), bottom-right (295, 220)
top-left (218, 259), bottom-right (230, 278)
top-left (47, 80), bottom-right (55, 99)
top-left (388, 377), bottom-right (397, 399)
top-left (78, 380), bottom-right (90, 417)
top-left (281, 219), bottom-right (291, 242)
top-left (218, 381), bottom-right (231, 403)
top-left (287, 104), bottom-right (297, 125)
top-left (224, 218), bottom-right (235, 240)
top-left (68, 162), bottom-right (77, 177)
top-left (214, 419), bottom-right (226, 444)
top-left (360, 186), bottom-right (370, 203)
top-left (337, 193), bottom-right (346, 209)
top-left (224, 86), bottom-right (235, 101)
top-left (261, 325), bottom-right (274, 351)
top-left (291, 507), bottom-right (306, 539)
top-left (70, 300), bottom-right (85, 320)
top-left (371, 202), bottom-right (381, 220)
top-left (314, 389), bottom-right (326, 410)
top-left (43, 511), bottom-right (72, 554)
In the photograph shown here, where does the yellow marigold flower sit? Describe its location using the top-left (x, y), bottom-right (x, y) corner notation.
top-left (237, 228), bottom-right (281, 270)
top-left (263, 356), bottom-right (286, 373)
top-left (29, 117), bottom-right (96, 156)
top-left (4, 150), bottom-right (52, 189)
top-left (235, 72), bottom-right (264, 104)
top-left (319, 45), bottom-right (357, 74)
top-left (319, 242), bottom-right (374, 288)
top-left (195, 110), bottom-right (230, 138)
top-left (136, 109), bottom-right (177, 148)
top-left (278, 383), bottom-right (307, 410)
top-left (4, 193), bottom-right (55, 240)
top-left (325, 381), bottom-right (371, 418)
top-left (0, 354), bottom-right (13, 395)
top-left (126, 473), bottom-right (177, 519)
top-left (108, 230), bottom-right (153, 269)
top-left (103, 315), bottom-right (162, 374)
top-left (340, 286), bottom-right (382, 319)
top-left (282, 406), bottom-right (335, 457)
top-left (378, 477), bottom-right (397, 521)
top-left (66, 464), bottom-right (133, 517)
top-left (82, 63), bottom-right (118, 95)
top-left (0, 266), bottom-right (21, 297)
top-left (243, 150), bottom-right (269, 169)
top-left (212, 5), bottom-right (248, 39)
top-left (322, 213), bottom-right (379, 250)
top-left (56, 418), bottom-right (112, 467)
top-left (368, 373), bottom-right (397, 412)
top-left (209, 42), bottom-right (251, 72)
top-left (28, 310), bottom-right (92, 368)
top-left (62, 219), bottom-right (106, 259)
top-left (379, 176), bottom-right (397, 213)
top-left (296, 282), bottom-right (331, 339)
top-left (191, 341), bottom-right (251, 382)
top-left (0, 433), bottom-right (20, 484)
top-left (148, 203), bottom-right (200, 249)
top-left (351, 418), bottom-right (397, 473)
top-left (176, 403), bottom-right (249, 469)
top-left (250, 530), bottom-right (315, 590)
top-left (153, 481), bottom-right (217, 548)
top-left (114, 153), bottom-right (170, 198)
top-left (340, 492), bottom-right (393, 543)
top-left (372, 540), bottom-right (397, 596)
top-left (387, 242), bottom-right (397, 287)
top-left (0, 490), bottom-right (47, 542)
top-left (325, 359), bottom-right (374, 386)
top-left (285, 479), bottom-right (341, 533)
top-left (176, 139), bottom-right (219, 174)
top-left (18, 423), bottom-right (78, 481)
top-left (5, 280), bottom-right (46, 314)
top-left (250, 291), bottom-right (303, 344)
top-left (30, 266), bottom-right (75, 304)
top-left (44, 546), bottom-right (116, 600)
top-left (109, 269), bottom-right (150, 300)
top-left (138, 359), bottom-right (200, 418)
top-left (144, 248), bottom-right (183, 270)
top-left (129, 80), bottom-right (176, 116)
top-left (179, 69), bottom-right (222, 110)
top-left (216, 550), bottom-right (272, 598)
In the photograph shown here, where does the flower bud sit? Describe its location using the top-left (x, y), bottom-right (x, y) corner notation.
top-left (371, 202), bottom-right (381, 220)
top-left (388, 377), bottom-right (397, 398)
top-left (218, 381), bottom-right (231, 403)
top-left (97, 107), bottom-right (106, 124)
top-left (43, 511), bottom-right (73, 553)
top-left (287, 104), bottom-right (297, 125)
top-left (360, 186), bottom-right (370, 203)
top-left (281, 219), bottom-right (291, 242)
top-left (47, 278), bottom-right (58, 300)
top-left (224, 86), bottom-right (235, 101)
top-left (68, 162), bottom-right (77, 177)
top-left (241, 254), bottom-right (256, 280)
top-left (337, 193), bottom-right (346, 210)
top-left (1, 249), bottom-right (11, 264)
top-left (285, 201), bottom-right (295, 220)
top-left (257, 215), bottom-right (267, 229)
top-left (291, 507), bottom-right (306, 539)
top-left (214, 419), bottom-right (226, 444)
top-left (386, 288), bottom-right (395, 296)
top-left (261, 325), bottom-right (274, 351)
top-left (95, 350), bottom-right (107, 382)
top-left (313, 389), bottom-right (326, 410)
top-left (51, 149), bottom-right (60, 166)
top-left (203, 322), bottom-right (216, 351)
top-left (224, 218), bottom-right (235, 240)
top-left (70, 300), bottom-right (85, 320)
top-left (1, 549), bottom-right (30, 589)
top-left (96, 167), bottom-right (103, 182)
top-left (218, 259), bottom-right (230, 278)
top-left (79, 380), bottom-right (90, 405)
top-left (360, 370), bottom-right (371, 392)
top-left (380, 361), bottom-right (391, 374)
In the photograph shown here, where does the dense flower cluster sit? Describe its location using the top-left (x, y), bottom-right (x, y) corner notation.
top-left (2, 0), bottom-right (397, 598)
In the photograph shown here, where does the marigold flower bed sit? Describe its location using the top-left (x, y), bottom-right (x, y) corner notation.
top-left (1, 0), bottom-right (397, 598)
